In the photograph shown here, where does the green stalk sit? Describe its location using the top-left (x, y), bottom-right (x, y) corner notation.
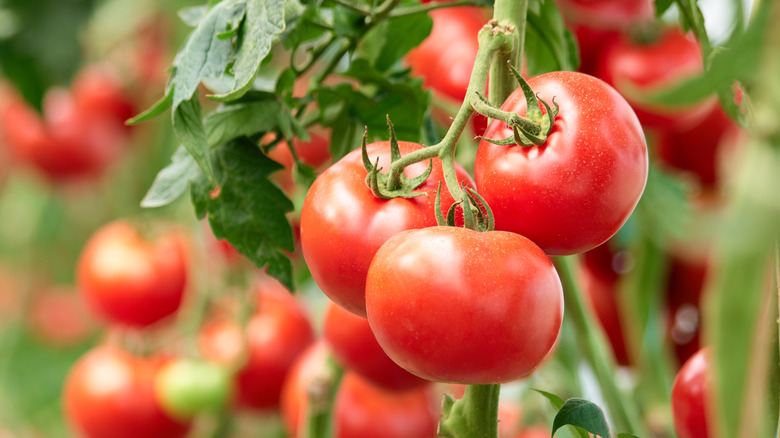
top-left (438, 384), bottom-right (501, 438)
top-left (554, 256), bottom-right (648, 436)
top-left (489, 0), bottom-right (526, 106)
top-left (304, 356), bottom-right (344, 438)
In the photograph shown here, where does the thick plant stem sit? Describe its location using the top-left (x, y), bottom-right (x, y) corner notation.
top-left (438, 384), bottom-right (501, 438)
top-left (489, 0), bottom-right (527, 106)
top-left (304, 356), bottom-right (344, 438)
top-left (554, 256), bottom-right (648, 436)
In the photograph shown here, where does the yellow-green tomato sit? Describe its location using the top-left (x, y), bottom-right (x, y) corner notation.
top-left (154, 359), bottom-right (233, 418)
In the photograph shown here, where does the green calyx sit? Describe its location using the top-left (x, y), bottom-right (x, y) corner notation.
top-left (476, 61), bottom-right (559, 147)
top-left (362, 117), bottom-right (433, 200)
top-left (435, 183), bottom-right (495, 232)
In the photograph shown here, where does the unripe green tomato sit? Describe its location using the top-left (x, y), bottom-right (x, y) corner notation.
top-left (154, 359), bottom-right (233, 419)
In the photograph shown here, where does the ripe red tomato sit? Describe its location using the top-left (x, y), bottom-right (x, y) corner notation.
top-left (300, 141), bottom-right (474, 317)
top-left (665, 256), bottom-right (707, 366)
top-left (76, 220), bottom-right (188, 327)
top-left (555, 0), bottom-right (654, 75)
top-left (281, 342), bottom-right (439, 438)
top-left (406, 6), bottom-right (488, 134)
top-left (333, 372), bottom-right (439, 438)
top-left (514, 426), bottom-right (550, 438)
top-left (63, 346), bottom-right (191, 438)
top-left (199, 277), bottom-right (315, 410)
top-left (39, 87), bottom-right (127, 181)
top-left (365, 226), bottom-right (563, 383)
top-left (323, 301), bottom-right (428, 391)
top-left (71, 65), bottom-right (136, 130)
top-left (475, 71), bottom-right (648, 255)
top-left (671, 347), bottom-right (712, 438)
top-left (265, 128), bottom-right (331, 193)
top-left (596, 27), bottom-right (715, 132)
top-left (406, 7), bottom-right (485, 103)
top-left (656, 103), bottom-right (740, 189)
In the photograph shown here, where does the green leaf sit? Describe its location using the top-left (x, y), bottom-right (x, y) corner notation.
top-left (322, 60), bottom-right (430, 142)
top-left (552, 399), bottom-right (612, 438)
top-left (654, 0), bottom-right (674, 16)
top-left (533, 389), bottom-right (566, 410)
top-left (172, 0), bottom-right (244, 109)
top-left (194, 139), bottom-right (295, 289)
top-left (367, 12), bottom-right (432, 72)
top-left (282, 5), bottom-right (329, 49)
top-left (525, 0), bottom-right (578, 74)
top-left (617, 434), bottom-right (640, 438)
top-left (173, 97), bottom-right (214, 181)
top-left (204, 99), bottom-right (283, 146)
top-left (127, 88), bottom-right (173, 125)
top-left (179, 6), bottom-right (208, 26)
top-left (141, 145), bottom-right (203, 208)
top-left (212, 0), bottom-right (286, 102)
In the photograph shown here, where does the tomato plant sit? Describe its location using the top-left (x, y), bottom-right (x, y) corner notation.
top-left (323, 301), bottom-right (428, 391)
top-left (63, 346), bottom-right (191, 438)
top-left (596, 27), bottom-right (715, 132)
top-left (76, 220), bottom-right (188, 327)
top-left (300, 140), bottom-right (474, 317)
top-left (475, 71), bottom-right (648, 255)
top-left (199, 277), bottom-right (315, 410)
top-left (281, 341), bottom-right (439, 438)
top-left (365, 226), bottom-right (563, 383)
top-left (671, 347), bottom-right (712, 438)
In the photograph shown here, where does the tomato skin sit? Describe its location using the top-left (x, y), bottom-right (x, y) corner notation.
top-left (671, 348), bottom-right (712, 438)
top-left (323, 301), bottom-right (429, 391)
top-left (200, 278), bottom-right (315, 410)
top-left (475, 71), bottom-right (648, 255)
top-left (366, 226), bottom-right (563, 384)
top-left (71, 65), bottom-right (136, 130)
top-left (281, 342), bottom-right (439, 438)
top-left (76, 221), bottom-right (188, 327)
top-left (63, 346), bottom-right (191, 438)
top-left (154, 359), bottom-right (233, 419)
top-left (596, 28), bottom-right (715, 132)
top-left (333, 372), bottom-right (439, 438)
top-left (27, 286), bottom-right (96, 347)
top-left (300, 141), bottom-right (474, 317)
top-left (656, 103), bottom-right (739, 189)
top-left (406, 7), bottom-right (486, 102)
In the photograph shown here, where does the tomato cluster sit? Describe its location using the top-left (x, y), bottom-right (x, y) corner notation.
top-left (0, 65), bottom-right (135, 183)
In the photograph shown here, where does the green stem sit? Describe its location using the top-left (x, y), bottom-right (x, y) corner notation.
top-left (324, 0), bottom-right (371, 15)
top-left (304, 355), bottom-right (344, 438)
top-left (438, 384), bottom-right (501, 438)
top-left (489, 0), bottom-right (526, 106)
top-left (554, 256), bottom-right (648, 436)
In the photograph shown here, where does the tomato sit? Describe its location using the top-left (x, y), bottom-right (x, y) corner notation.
top-left (332, 372), bottom-right (439, 438)
top-left (671, 347), bottom-right (712, 438)
top-left (71, 65), bottom-right (136, 130)
top-left (0, 81), bottom-right (48, 168)
top-left (596, 28), bottom-right (715, 132)
top-left (406, 6), bottom-right (488, 134)
top-left (27, 286), bottom-right (97, 347)
top-left (76, 220), bottom-right (188, 327)
top-left (154, 359), bottom-right (233, 419)
top-left (39, 87), bottom-right (127, 181)
top-left (265, 128), bottom-right (331, 193)
top-left (63, 346), bottom-right (191, 438)
top-left (656, 103), bottom-right (740, 189)
top-left (665, 256), bottom-right (707, 367)
top-left (280, 342), bottom-right (439, 438)
top-left (475, 71), bottom-right (648, 255)
top-left (554, 0), bottom-right (654, 75)
top-left (323, 301), bottom-right (429, 391)
top-left (300, 141), bottom-right (474, 317)
top-left (365, 226), bottom-right (563, 383)
top-left (407, 7), bottom-right (485, 102)
top-left (199, 277), bottom-right (315, 410)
